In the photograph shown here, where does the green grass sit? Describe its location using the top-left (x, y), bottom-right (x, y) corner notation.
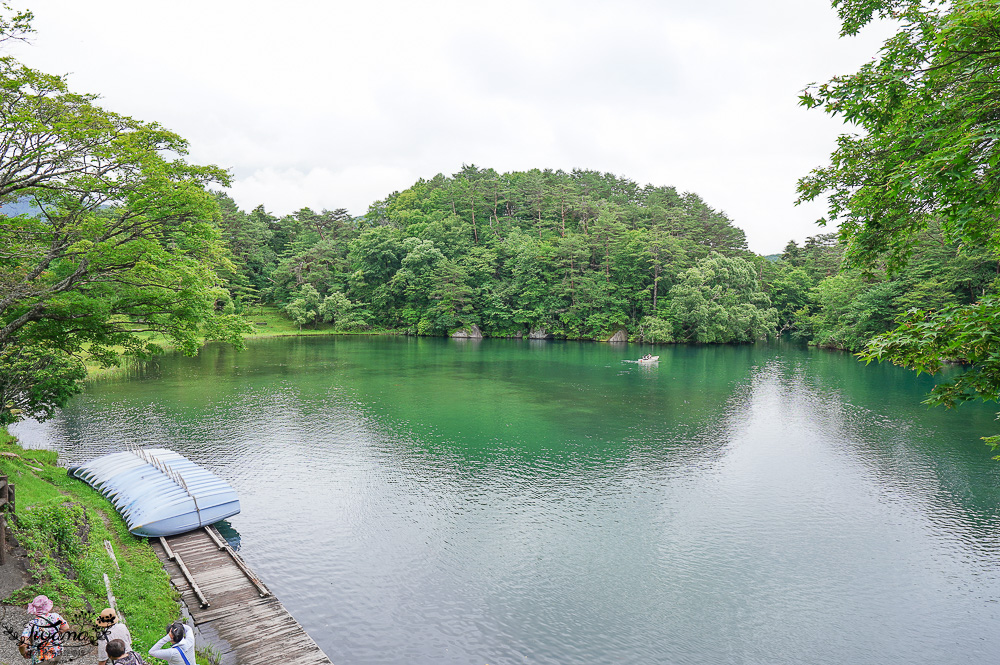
top-left (240, 304), bottom-right (342, 337)
top-left (84, 354), bottom-right (154, 381)
top-left (0, 429), bottom-right (210, 663)
top-left (10, 308), bottom-right (327, 663)
top-left (83, 305), bottom-right (360, 381)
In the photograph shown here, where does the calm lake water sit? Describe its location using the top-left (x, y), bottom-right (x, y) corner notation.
top-left (12, 337), bottom-right (1000, 664)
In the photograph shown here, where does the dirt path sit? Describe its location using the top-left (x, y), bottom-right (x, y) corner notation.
top-left (0, 529), bottom-right (95, 664)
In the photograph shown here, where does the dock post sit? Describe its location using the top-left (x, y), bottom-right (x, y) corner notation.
top-left (174, 553), bottom-right (211, 608)
top-left (0, 476), bottom-right (9, 565)
top-left (159, 536), bottom-right (210, 607)
top-left (152, 528), bottom-right (334, 664)
top-left (158, 536), bottom-right (175, 560)
top-left (203, 527), bottom-right (271, 597)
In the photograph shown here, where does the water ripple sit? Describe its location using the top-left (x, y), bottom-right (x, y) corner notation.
top-left (10, 339), bottom-right (1000, 664)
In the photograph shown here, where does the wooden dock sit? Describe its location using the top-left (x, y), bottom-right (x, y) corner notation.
top-left (152, 527), bottom-right (333, 665)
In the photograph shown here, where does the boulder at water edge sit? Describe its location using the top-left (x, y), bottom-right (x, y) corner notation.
top-left (606, 330), bottom-right (628, 343)
top-left (452, 324), bottom-right (483, 339)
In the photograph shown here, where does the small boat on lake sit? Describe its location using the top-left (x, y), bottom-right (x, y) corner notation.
top-left (67, 448), bottom-right (240, 537)
top-left (638, 355), bottom-right (659, 363)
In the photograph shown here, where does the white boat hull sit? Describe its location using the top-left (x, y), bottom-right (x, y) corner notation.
top-left (67, 448), bottom-right (240, 537)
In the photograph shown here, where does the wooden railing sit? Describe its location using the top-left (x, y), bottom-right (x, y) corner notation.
top-left (0, 476), bottom-right (16, 565)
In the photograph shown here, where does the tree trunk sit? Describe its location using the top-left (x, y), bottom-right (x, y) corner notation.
top-left (653, 264), bottom-right (660, 310)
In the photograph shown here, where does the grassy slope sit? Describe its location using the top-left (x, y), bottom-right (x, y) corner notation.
top-left (7, 306), bottom-right (338, 661)
top-left (86, 305), bottom-right (349, 380)
top-left (241, 304), bottom-right (346, 337)
top-left (0, 428), bottom-right (192, 663)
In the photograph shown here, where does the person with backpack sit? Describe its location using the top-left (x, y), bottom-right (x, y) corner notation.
top-left (18, 595), bottom-right (69, 663)
top-left (96, 608), bottom-right (132, 665)
top-left (105, 639), bottom-right (144, 665)
top-left (149, 622), bottom-right (195, 665)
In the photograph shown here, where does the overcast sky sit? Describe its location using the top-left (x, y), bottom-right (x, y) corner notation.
top-left (11, 1), bottom-right (892, 254)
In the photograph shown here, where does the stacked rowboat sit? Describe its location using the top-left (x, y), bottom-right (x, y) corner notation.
top-left (67, 448), bottom-right (240, 537)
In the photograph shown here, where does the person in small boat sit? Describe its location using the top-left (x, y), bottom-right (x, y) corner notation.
top-left (149, 622), bottom-right (195, 665)
top-left (642, 354), bottom-right (652, 360)
top-left (105, 639), bottom-right (144, 665)
top-left (19, 595), bottom-right (69, 664)
top-left (97, 608), bottom-right (132, 665)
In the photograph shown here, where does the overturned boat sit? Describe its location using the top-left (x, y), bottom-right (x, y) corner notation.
top-left (67, 448), bottom-right (240, 537)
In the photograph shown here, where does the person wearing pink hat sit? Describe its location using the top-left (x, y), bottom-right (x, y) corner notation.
top-left (18, 595), bottom-right (69, 663)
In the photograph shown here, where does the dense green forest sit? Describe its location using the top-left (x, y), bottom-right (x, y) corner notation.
top-left (4, 0), bottom-right (1000, 442)
top-left (216, 166), bottom-right (772, 342)
top-left (213, 166), bottom-right (999, 351)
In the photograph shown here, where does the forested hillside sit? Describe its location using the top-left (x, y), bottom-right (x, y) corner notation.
top-left (216, 165), bottom-right (998, 351)
top-left (5, 0), bottom-right (999, 446)
top-left (217, 166), bottom-right (779, 342)
top-left (775, 226), bottom-right (998, 351)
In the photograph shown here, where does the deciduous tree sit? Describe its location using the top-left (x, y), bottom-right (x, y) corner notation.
top-left (669, 254), bottom-right (778, 343)
top-left (799, 0), bottom-right (1000, 447)
top-left (0, 23), bottom-right (247, 424)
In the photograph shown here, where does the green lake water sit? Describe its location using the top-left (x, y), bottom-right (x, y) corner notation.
top-left (11, 336), bottom-right (1000, 664)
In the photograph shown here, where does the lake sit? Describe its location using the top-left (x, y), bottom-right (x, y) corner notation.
top-left (11, 336), bottom-right (1000, 664)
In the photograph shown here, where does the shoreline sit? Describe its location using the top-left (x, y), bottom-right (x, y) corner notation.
top-left (85, 305), bottom-right (811, 382)
top-left (0, 428), bottom-right (209, 664)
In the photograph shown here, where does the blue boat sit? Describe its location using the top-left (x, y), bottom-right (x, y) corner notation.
top-left (67, 448), bottom-right (240, 537)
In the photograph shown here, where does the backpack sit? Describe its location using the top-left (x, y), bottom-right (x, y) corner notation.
top-left (116, 651), bottom-right (147, 665)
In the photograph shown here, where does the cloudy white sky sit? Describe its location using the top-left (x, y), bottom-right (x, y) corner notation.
top-left (11, 1), bottom-right (892, 254)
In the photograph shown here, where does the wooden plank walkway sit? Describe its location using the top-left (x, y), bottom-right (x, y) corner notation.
top-left (152, 527), bottom-right (333, 665)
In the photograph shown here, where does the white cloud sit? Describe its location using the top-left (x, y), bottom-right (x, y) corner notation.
top-left (228, 165), bottom-right (419, 216)
top-left (9, 0), bottom-right (894, 253)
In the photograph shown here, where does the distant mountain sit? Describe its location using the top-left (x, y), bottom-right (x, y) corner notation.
top-left (0, 198), bottom-right (39, 217)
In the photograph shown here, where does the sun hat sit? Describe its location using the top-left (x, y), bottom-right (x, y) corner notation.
top-left (26, 595), bottom-right (52, 616)
top-left (97, 607), bottom-right (117, 627)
